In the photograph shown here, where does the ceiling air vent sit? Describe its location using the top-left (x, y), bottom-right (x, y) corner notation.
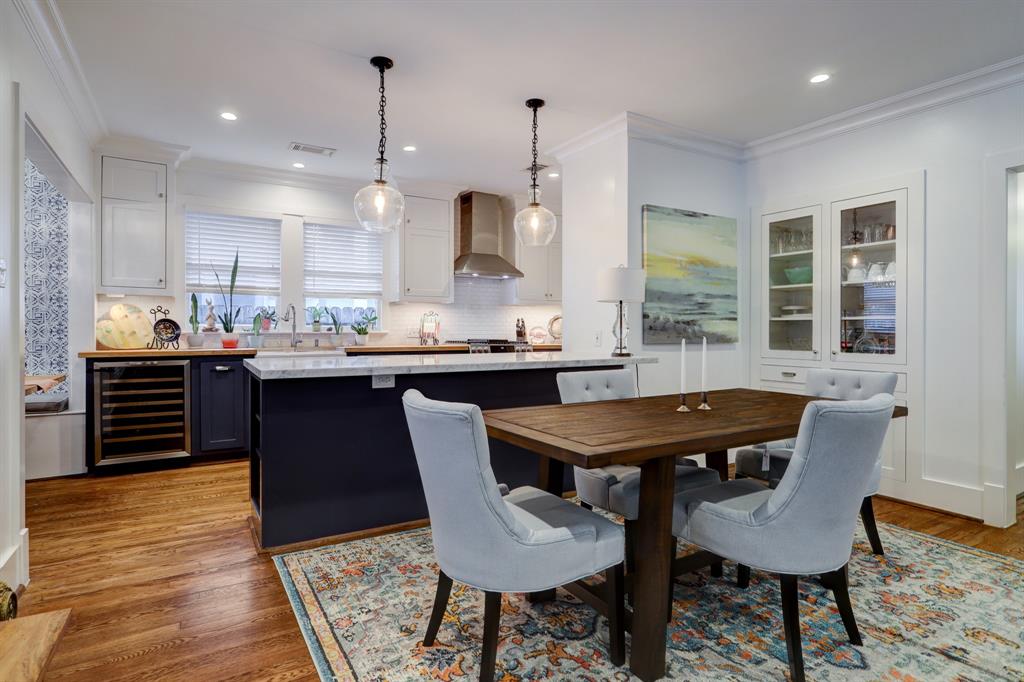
top-left (289, 142), bottom-right (336, 157)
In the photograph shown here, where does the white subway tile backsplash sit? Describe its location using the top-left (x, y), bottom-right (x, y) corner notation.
top-left (385, 278), bottom-right (562, 342)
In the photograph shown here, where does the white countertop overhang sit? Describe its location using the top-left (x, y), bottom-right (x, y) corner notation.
top-left (244, 351), bottom-right (656, 380)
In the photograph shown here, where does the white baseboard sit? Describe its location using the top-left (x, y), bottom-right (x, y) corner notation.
top-left (1016, 462), bottom-right (1024, 497)
top-left (982, 483), bottom-right (1017, 528)
top-left (0, 528), bottom-right (29, 591)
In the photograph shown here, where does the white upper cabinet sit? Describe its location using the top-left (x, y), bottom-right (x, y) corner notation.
top-left (830, 188), bottom-right (907, 365)
top-left (99, 156), bottom-right (168, 292)
top-left (514, 218), bottom-right (561, 303)
top-left (761, 205), bottom-right (822, 361)
top-left (397, 195), bottom-right (453, 302)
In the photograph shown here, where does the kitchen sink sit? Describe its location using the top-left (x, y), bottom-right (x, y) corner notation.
top-left (255, 347), bottom-right (347, 357)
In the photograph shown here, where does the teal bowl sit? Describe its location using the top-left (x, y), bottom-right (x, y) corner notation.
top-left (784, 266), bottom-right (813, 284)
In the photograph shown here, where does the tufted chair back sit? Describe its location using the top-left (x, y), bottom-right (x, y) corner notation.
top-left (806, 369), bottom-right (897, 401)
top-left (556, 368), bottom-right (637, 403)
top-left (805, 369), bottom-right (896, 496)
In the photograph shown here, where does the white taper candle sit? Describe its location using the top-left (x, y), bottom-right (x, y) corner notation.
top-left (680, 338), bottom-right (686, 395)
top-left (701, 336), bottom-right (707, 393)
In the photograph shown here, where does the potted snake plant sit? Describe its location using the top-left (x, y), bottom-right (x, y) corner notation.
top-left (324, 307), bottom-right (345, 348)
top-left (350, 311), bottom-right (378, 346)
top-left (248, 312), bottom-right (263, 348)
top-left (215, 250), bottom-right (241, 348)
top-left (186, 293), bottom-right (205, 347)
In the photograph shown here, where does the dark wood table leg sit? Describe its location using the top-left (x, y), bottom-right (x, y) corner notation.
top-left (629, 455), bottom-right (676, 681)
top-left (527, 455), bottom-right (566, 604)
top-left (705, 449), bottom-right (729, 481)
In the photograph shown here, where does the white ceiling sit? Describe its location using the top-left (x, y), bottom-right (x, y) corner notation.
top-left (58, 0), bottom-right (1024, 202)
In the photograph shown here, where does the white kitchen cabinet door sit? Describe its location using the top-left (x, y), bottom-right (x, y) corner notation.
top-left (546, 243), bottom-right (562, 302)
top-left (405, 195), bottom-right (448, 232)
top-left (101, 198), bottom-right (166, 289)
top-left (102, 157), bottom-right (166, 202)
top-left (516, 245), bottom-right (549, 303)
top-left (403, 227), bottom-right (451, 299)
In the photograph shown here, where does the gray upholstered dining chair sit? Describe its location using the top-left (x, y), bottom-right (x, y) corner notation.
top-left (556, 369), bottom-right (721, 571)
top-left (402, 389), bottom-right (626, 682)
top-left (734, 368), bottom-right (897, 555)
top-left (672, 394), bottom-right (896, 682)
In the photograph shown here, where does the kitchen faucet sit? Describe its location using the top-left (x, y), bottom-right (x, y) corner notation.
top-left (279, 304), bottom-right (303, 349)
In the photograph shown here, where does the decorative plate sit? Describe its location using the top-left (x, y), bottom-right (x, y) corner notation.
top-left (547, 314), bottom-right (563, 341)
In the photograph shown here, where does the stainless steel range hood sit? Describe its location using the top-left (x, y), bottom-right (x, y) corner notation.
top-left (454, 191), bottom-right (524, 279)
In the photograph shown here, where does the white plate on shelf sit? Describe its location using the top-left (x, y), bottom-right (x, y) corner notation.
top-left (780, 305), bottom-right (809, 316)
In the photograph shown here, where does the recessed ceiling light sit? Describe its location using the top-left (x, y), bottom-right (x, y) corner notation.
top-left (292, 162), bottom-right (305, 169)
top-left (809, 73), bottom-right (830, 84)
top-left (402, 145), bottom-right (416, 152)
top-left (220, 111), bottom-right (238, 121)
top-left (547, 172), bottom-right (560, 178)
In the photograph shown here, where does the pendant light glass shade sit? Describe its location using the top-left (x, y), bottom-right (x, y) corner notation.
top-left (354, 161), bottom-right (405, 233)
top-left (514, 187), bottom-right (557, 246)
top-left (514, 98), bottom-right (556, 246)
top-left (354, 56), bottom-right (404, 233)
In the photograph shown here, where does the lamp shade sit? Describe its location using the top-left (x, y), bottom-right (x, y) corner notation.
top-left (597, 266), bottom-right (646, 303)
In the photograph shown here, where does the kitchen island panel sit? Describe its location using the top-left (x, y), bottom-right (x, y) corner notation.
top-left (250, 363), bottom-right (639, 549)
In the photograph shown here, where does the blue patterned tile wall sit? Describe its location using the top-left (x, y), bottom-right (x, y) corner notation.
top-left (24, 158), bottom-right (70, 396)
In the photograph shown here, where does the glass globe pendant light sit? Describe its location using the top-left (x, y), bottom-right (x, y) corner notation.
top-left (354, 56), bottom-right (404, 233)
top-left (514, 98), bottom-right (557, 246)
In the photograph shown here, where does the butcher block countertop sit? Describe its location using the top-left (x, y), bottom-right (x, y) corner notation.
top-left (78, 348), bottom-right (258, 358)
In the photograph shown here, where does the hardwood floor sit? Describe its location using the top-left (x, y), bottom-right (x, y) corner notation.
top-left (20, 460), bottom-right (1023, 680)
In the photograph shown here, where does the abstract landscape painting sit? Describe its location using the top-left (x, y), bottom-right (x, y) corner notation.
top-left (642, 205), bottom-right (738, 344)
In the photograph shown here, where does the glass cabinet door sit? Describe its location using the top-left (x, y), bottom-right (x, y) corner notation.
top-left (762, 206), bottom-right (821, 360)
top-left (830, 189), bottom-right (907, 365)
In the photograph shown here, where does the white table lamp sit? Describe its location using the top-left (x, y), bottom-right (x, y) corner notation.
top-left (597, 265), bottom-right (646, 357)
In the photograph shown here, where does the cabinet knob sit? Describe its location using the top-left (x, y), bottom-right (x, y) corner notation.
top-left (813, 349), bottom-right (819, 356)
top-left (831, 350), bottom-right (838, 356)
top-left (158, 192), bottom-right (164, 198)
top-left (406, 287), bottom-right (410, 292)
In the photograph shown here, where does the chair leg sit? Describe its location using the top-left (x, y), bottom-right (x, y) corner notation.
top-left (860, 496), bottom-right (885, 555)
top-left (779, 574), bottom-right (805, 682)
top-left (710, 560), bottom-right (723, 578)
top-left (423, 570), bottom-right (453, 646)
top-left (480, 592), bottom-right (501, 682)
top-left (580, 501), bottom-right (593, 510)
top-left (823, 565), bottom-right (862, 645)
top-left (605, 563), bottom-right (626, 666)
top-left (624, 519), bottom-right (637, 575)
top-left (736, 563), bottom-right (750, 589)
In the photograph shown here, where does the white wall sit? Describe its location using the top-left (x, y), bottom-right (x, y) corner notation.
top-left (0, 0), bottom-right (97, 588)
top-left (627, 139), bottom-right (748, 396)
top-left (746, 82), bottom-right (1024, 519)
top-left (558, 125), bottom-right (630, 355)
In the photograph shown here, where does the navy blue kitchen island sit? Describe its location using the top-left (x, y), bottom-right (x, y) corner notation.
top-left (245, 351), bottom-right (655, 549)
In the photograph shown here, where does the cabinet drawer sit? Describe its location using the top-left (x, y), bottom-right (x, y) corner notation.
top-left (760, 365), bottom-right (907, 393)
top-left (760, 365), bottom-right (807, 384)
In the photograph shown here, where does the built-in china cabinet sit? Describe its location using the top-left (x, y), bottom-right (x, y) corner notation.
top-left (752, 172), bottom-right (923, 494)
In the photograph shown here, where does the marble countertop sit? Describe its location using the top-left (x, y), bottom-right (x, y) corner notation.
top-left (244, 351), bottom-right (656, 380)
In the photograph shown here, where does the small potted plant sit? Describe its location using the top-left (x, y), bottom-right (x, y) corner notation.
top-left (324, 307), bottom-right (345, 347)
top-left (186, 293), bottom-right (205, 347)
top-left (350, 311), bottom-right (378, 346)
top-left (249, 312), bottom-right (263, 348)
top-left (215, 251), bottom-right (241, 348)
top-left (307, 306), bottom-right (324, 333)
top-left (257, 306), bottom-right (276, 332)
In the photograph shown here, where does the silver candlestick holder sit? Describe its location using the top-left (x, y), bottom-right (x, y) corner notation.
top-left (676, 392), bottom-right (690, 413)
top-left (698, 391), bottom-right (712, 410)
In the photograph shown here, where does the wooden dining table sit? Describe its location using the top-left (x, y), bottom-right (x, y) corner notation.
top-left (483, 387), bottom-right (908, 681)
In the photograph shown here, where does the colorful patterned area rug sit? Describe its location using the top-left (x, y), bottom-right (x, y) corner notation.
top-left (275, 520), bottom-right (1024, 681)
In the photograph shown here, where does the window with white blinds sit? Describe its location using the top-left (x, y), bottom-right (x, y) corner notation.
top-left (185, 211), bottom-right (282, 295)
top-left (303, 222), bottom-right (384, 297)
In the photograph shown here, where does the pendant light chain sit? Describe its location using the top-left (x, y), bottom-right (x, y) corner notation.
top-left (530, 104), bottom-right (539, 193)
top-left (376, 64), bottom-right (388, 182)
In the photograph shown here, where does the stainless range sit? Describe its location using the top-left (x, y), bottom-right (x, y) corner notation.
top-left (445, 338), bottom-right (533, 353)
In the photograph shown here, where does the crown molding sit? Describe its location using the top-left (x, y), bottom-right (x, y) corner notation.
top-left (13, 0), bottom-right (107, 143)
top-left (547, 113), bottom-right (628, 161)
top-left (625, 112), bottom-right (745, 162)
top-left (745, 55), bottom-right (1024, 160)
top-left (180, 157), bottom-right (466, 199)
top-left (97, 135), bottom-right (191, 167)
